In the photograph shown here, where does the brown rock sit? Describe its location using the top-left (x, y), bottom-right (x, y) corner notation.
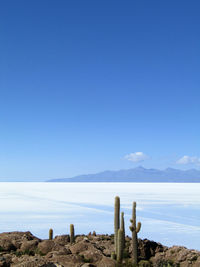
top-left (138, 239), bottom-right (164, 260)
top-left (38, 240), bottom-right (55, 255)
top-left (191, 256), bottom-right (200, 267)
top-left (54, 235), bottom-right (70, 246)
top-left (41, 265), bottom-right (63, 267)
top-left (80, 249), bottom-right (103, 263)
top-left (150, 245), bottom-right (200, 267)
top-left (96, 257), bottom-right (116, 267)
top-left (0, 232), bottom-right (40, 252)
top-left (69, 240), bottom-right (103, 263)
top-left (38, 239), bottom-right (71, 256)
top-left (20, 239), bottom-right (39, 253)
top-left (47, 254), bottom-right (83, 267)
top-left (11, 255), bottom-right (48, 266)
top-left (46, 247), bottom-right (71, 258)
top-left (70, 241), bottom-right (89, 254)
top-left (0, 254), bottom-right (12, 267)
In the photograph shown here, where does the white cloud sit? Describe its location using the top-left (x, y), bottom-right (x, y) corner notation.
top-left (124, 152), bottom-right (149, 162)
top-left (176, 155), bottom-right (200, 165)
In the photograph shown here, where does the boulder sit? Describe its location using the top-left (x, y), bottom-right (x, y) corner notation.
top-left (138, 239), bottom-right (165, 260)
top-left (97, 256), bottom-right (116, 267)
top-left (11, 255), bottom-right (48, 266)
top-left (54, 235), bottom-right (70, 246)
top-left (70, 241), bottom-right (90, 254)
top-left (19, 239), bottom-right (39, 253)
top-left (47, 254), bottom-right (84, 267)
top-left (150, 245), bottom-right (200, 267)
top-left (69, 240), bottom-right (104, 263)
top-left (0, 232), bottom-right (40, 252)
top-left (38, 240), bottom-right (55, 255)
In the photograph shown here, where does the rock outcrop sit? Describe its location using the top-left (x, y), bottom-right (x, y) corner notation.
top-left (0, 231), bottom-right (199, 266)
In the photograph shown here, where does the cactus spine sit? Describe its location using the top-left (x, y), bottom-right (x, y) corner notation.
top-left (129, 202), bottom-right (141, 265)
top-left (70, 224), bottom-right (75, 244)
top-left (114, 196), bottom-right (120, 254)
top-left (117, 228), bottom-right (123, 263)
top-left (49, 228), bottom-right (53, 240)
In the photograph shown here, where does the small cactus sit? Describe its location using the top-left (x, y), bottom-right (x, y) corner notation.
top-left (114, 196), bottom-right (120, 254)
top-left (49, 228), bottom-right (53, 240)
top-left (92, 231), bottom-right (96, 236)
top-left (70, 224), bottom-right (75, 244)
top-left (117, 228), bottom-right (123, 263)
top-left (129, 202), bottom-right (141, 265)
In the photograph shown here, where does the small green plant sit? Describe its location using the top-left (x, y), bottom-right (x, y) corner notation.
top-left (164, 264), bottom-right (173, 267)
top-left (160, 260), bottom-right (178, 267)
top-left (14, 251), bottom-right (23, 257)
top-left (14, 249), bottom-right (34, 257)
top-left (138, 260), bottom-right (151, 267)
top-left (121, 259), bottom-right (138, 267)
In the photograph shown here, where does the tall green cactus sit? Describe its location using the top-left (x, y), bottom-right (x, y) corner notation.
top-left (129, 202), bottom-right (141, 265)
top-left (120, 211), bottom-right (125, 250)
top-left (114, 196), bottom-right (120, 254)
top-left (70, 224), bottom-right (75, 244)
top-left (49, 228), bottom-right (53, 240)
top-left (117, 228), bottom-right (123, 263)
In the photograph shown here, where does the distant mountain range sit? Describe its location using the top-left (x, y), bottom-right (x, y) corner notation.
top-left (47, 166), bottom-right (200, 182)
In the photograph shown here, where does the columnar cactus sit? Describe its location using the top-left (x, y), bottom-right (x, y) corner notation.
top-left (120, 211), bottom-right (125, 250)
top-left (49, 228), bottom-right (53, 240)
top-left (129, 202), bottom-right (141, 265)
top-left (70, 224), bottom-right (75, 244)
top-left (114, 196), bottom-right (120, 254)
top-left (117, 228), bottom-right (123, 263)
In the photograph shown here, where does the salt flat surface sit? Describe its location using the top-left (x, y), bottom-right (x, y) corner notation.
top-left (0, 182), bottom-right (200, 250)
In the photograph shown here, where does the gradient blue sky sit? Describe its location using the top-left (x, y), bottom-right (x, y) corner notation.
top-left (0, 1), bottom-right (200, 181)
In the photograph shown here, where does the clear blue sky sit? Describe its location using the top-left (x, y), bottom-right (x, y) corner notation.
top-left (0, 1), bottom-right (200, 181)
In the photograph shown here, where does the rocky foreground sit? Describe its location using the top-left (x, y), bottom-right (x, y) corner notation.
top-left (0, 231), bottom-right (199, 267)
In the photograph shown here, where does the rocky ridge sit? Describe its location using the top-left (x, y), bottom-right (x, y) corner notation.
top-left (0, 231), bottom-right (199, 267)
